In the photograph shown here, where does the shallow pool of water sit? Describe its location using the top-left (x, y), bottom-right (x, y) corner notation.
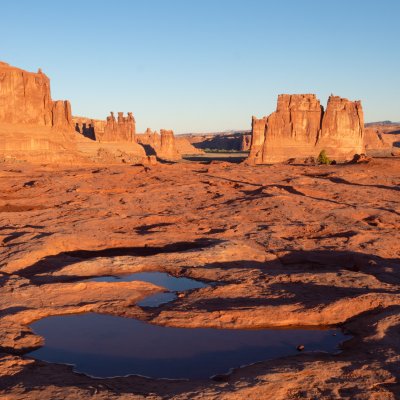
top-left (89, 272), bottom-right (208, 307)
top-left (29, 313), bottom-right (347, 379)
top-left (90, 271), bottom-right (207, 289)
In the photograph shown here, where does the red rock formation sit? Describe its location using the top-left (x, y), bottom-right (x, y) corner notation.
top-left (248, 94), bottom-right (365, 164)
top-left (158, 130), bottom-right (181, 161)
top-left (137, 129), bottom-right (197, 158)
top-left (0, 61), bottom-right (72, 129)
top-left (52, 100), bottom-right (73, 130)
top-left (363, 125), bottom-right (399, 157)
top-left (241, 134), bottom-right (252, 151)
top-left (175, 136), bottom-right (205, 155)
top-left (317, 96), bottom-right (364, 159)
top-left (101, 111), bottom-right (136, 142)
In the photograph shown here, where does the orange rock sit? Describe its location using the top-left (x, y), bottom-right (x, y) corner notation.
top-left (0, 61), bottom-right (72, 129)
top-left (318, 96), bottom-right (364, 160)
top-left (136, 129), bottom-right (183, 160)
top-left (248, 94), bottom-right (365, 164)
top-left (158, 129), bottom-right (181, 161)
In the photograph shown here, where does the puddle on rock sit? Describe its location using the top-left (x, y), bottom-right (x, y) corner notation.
top-left (28, 313), bottom-right (347, 380)
top-left (89, 272), bottom-right (208, 307)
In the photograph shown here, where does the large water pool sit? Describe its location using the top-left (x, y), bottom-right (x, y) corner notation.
top-left (28, 312), bottom-right (346, 379)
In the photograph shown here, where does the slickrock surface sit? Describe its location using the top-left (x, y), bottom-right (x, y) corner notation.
top-left (0, 158), bottom-right (399, 399)
top-left (249, 94), bottom-right (365, 164)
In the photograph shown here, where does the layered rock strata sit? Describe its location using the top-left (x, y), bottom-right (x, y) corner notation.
top-left (0, 61), bottom-right (73, 130)
top-left (248, 94), bottom-right (365, 163)
top-left (136, 128), bottom-right (183, 160)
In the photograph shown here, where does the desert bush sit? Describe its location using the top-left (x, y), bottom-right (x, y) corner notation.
top-left (317, 150), bottom-right (331, 165)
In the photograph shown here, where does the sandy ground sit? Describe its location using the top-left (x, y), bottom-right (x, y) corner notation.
top-left (0, 157), bottom-right (399, 399)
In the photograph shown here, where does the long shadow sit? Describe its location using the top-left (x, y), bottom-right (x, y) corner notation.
top-left (134, 222), bottom-right (174, 235)
top-left (200, 250), bottom-right (400, 286)
top-left (203, 174), bottom-right (357, 206)
top-left (305, 174), bottom-right (400, 193)
top-left (17, 238), bottom-right (222, 278)
top-left (181, 282), bottom-right (395, 312)
top-left (183, 155), bottom-right (247, 164)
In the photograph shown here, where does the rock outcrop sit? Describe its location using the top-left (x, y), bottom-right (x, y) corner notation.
top-left (101, 112), bottom-right (136, 142)
top-left (158, 129), bottom-right (181, 161)
top-left (74, 112), bottom-right (136, 143)
top-left (175, 136), bottom-right (205, 155)
top-left (0, 61), bottom-right (147, 164)
top-left (318, 96), bottom-right (364, 159)
top-left (363, 123), bottom-right (400, 157)
top-left (0, 61), bottom-right (73, 130)
top-left (183, 131), bottom-right (250, 152)
top-left (137, 128), bottom-right (190, 160)
top-left (248, 94), bottom-right (365, 164)
top-left (0, 61), bottom-right (84, 163)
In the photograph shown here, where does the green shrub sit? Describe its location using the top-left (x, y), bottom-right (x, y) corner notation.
top-left (317, 150), bottom-right (331, 165)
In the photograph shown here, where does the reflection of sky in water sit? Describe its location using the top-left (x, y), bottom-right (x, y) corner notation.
top-left (137, 292), bottom-right (177, 307)
top-left (90, 271), bottom-right (208, 291)
top-left (89, 272), bottom-right (207, 307)
top-left (29, 313), bottom-right (347, 379)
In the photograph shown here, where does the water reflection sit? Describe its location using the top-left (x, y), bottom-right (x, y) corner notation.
top-left (29, 313), bottom-right (347, 379)
top-left (90, 272), bottom-right (207, 307)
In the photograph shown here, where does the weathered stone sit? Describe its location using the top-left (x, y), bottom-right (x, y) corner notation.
top-left (158, 129), bottom-right (181, 161)
top-left (101, 111), bottom-right (136, 142)
top-left (136, 129), bottom-right (196, 158)
top-left (248, 94), bottom-right (365, 164)
top-left (0, 61), bottom-right (72, 129)
top-left (51, 100), bottom-right (73, 131)
top-left (318, 96), bottom-right (364, 159)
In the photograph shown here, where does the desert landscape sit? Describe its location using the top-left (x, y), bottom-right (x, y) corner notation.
top-left (1, 1), bottom-right (400, 399)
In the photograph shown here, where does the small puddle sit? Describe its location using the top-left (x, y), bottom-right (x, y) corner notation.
top-left (89, 272), bottom-right (208, 307)
top-left (28, 313), bottom-right (347, 380)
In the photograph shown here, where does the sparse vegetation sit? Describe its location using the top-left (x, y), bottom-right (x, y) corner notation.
top-left (317, 150), bottom-right (331, 165)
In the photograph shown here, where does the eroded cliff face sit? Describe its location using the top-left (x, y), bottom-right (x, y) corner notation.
top-left (318, 96), bottom-right (364, 159)
top-left (0, 61), bottom-right (73, 130)
top-left (101, 112), bottom-right (136, 142)
top-left (248, 94), bottom-right (365, 163)
top-left (159, 129), bottom-right (181, 161)
top-left (137, 128), bottom-right (190, 160)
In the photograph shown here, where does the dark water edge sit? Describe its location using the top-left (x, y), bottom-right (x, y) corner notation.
top-left (29, 313), bottom-right (347, 379)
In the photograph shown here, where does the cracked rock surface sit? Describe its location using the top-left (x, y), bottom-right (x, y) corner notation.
top-left (0, 158), bottom-right (400, 399)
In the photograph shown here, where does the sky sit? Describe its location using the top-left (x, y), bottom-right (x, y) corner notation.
top-left (1, 0), bottom-right (399, 133)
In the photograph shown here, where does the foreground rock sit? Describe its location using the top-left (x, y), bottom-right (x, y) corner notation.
top-left (249, 94), bottom-right (365, 164)
top-left (0, 158), bottom-right (399, 399)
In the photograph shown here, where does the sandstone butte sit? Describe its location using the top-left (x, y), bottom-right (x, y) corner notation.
top-left (135, 128), bottom-right (181, 161)
top-left (248, 94), bottom-right (366, 164)
top-left (0, 61), bottom-right (198, 164)
top-left (74, 116), bottom-right (202, 160)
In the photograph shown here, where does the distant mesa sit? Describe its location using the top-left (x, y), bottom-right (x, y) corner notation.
top-left (248, 94), bottom-right (365, 164)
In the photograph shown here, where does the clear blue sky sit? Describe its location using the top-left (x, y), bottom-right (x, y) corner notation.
top-left (1, 0), bottom-right (399, 133)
